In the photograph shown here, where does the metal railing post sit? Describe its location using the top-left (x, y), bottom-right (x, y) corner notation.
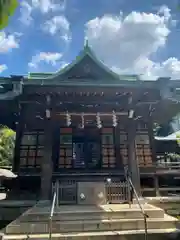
top-left (124, 166), bottom-right (148, 240)
top-left (56, 180), bottom-right (59, 207)
top-left (127, 178), bottom-right (131, 208)
top-left (48, 183), bottom-right (57, 240)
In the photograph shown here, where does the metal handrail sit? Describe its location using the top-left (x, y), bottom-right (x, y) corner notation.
top-left (48, 183), bottom-right (57, 240)
top-left (124, 167), bottom-right (148, 240)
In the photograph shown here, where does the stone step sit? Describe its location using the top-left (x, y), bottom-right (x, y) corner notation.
top-left (20, 210), bottom-right (165, 222)
top-left (5, 215), bottom-right (178, 234)
top-left (20, 204), bottom-right (165, 222)
top-left (3, 229), bottom-right (179, 240)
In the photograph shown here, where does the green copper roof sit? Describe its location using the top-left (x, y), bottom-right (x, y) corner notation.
top-left (27, 42), bottom-right (140, 81)
top-left (28, 72), bottom-right (53, 79)
top-left (119, 75), bottom-right (140, 81)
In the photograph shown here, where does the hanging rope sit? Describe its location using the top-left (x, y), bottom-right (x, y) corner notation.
top-left (66, 111), bottom-right (71, 126)
top-left (96, 112), bottom-right (102, 128)
top-left (81, 112), bottom-right (85, 129)
top-left (112, 110), bottom-right (117, 127)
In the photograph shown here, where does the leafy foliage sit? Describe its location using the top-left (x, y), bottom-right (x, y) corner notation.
top-left (154, 121), bottom-right (174, 137)
top-left (0, 0), bottom-right (18, 30)
top-left (153, 123), bottom-right (160, 136)
top-left (0, 125), bottom-right (15, 167)
top-left (176, 132), bottom-right (180, 147)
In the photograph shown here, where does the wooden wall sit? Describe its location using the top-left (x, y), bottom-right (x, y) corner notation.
top-left (18, 123), bottom-right (153, 171)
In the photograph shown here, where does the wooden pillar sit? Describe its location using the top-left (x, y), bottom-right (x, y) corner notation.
top-left (52, 120), bottom-right (60, 172)
top-left (40, 118), bottom-right (53, 200)
top-left (127, 119), bottom-right (141, 197)
top-left (147, 113), bottom-right (156, 165)
top-left (154, 175), bottom-right (160, 196)
top-left (13, 104), bottom-right (24, 173)
top-left (40, 96), bottom-right (53, 200)
top-left (114, 126), bottom-right (122, 168)
top-left (147, 110), bottom-right (159, 196)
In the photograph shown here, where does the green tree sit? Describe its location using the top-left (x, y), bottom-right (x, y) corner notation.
top-left (0, 0), bottom-right (18, 30)
top-left (0, 125), bottom-right (15, 167)
top-left (154, 121), bottom-right (174, 137)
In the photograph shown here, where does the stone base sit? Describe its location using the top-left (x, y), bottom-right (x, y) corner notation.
top-left (2, 231), bottom-right (176, 240)
top-left (77, 182), bottom-right (106, 205)
top-left (133, 197), bottom-right (148, 205)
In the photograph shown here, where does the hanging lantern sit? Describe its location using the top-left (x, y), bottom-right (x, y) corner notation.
top-left (45, 109), bottom-right (51, 119)
top-left (66, 111), bottom-right (71, 126)
top-left (96, 112), bottom-right (102, 129)
top-left (81, 113), bottom-right (85, 129)
top-left (128, 109), bottom-right (134, 119)
top-left (46, 95), bottom-right (51, 105)
top-left (112, 110), bottom-right (117, 127)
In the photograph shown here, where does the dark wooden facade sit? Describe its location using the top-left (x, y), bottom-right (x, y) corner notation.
top-left (1, 42), bottom-right (180, 200)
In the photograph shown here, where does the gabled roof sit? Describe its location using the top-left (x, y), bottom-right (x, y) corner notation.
top-left (28, 41), bottom-right (140, 81)
top-left (54, 40), bottom-right (120, 80)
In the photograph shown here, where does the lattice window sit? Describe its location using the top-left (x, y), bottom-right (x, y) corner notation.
top-left (136, 133), bottom-right (152, 167)
top-left (120, 131), bottom-right (128, 166)
top-left (101, 128), bottom-right (115, 168)
top-left (20, 131), bottom-right (44, 168)
top-left (59, 128), bottom-right (72, 168)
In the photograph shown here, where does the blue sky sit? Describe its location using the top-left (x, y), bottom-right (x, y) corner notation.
top-left (1, 0), bottom-right (180, 79)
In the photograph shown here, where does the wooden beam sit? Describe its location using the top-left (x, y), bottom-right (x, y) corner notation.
top-left (154, 175), bottom-right (160, 196)
top-left (20, 92), bottom-right (129, 102)
top-left (126, 93), bottom-right (141, 196)
top-left (147, 108), bottom-right (156, 165)
top-left (127, 119), bottom-right (141, 197)
top-left (56, 112), bottom-right (128, 116)
top-left (13, 104), bottom-right (24, 172)
top-left (20, 91), bottom-right (161, 105)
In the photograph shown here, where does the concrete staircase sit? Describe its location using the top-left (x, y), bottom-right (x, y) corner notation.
top-left (2, 203), bottom-right (179, 239)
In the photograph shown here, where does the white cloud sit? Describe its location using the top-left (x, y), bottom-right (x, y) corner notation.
top-left (0, 64), bottom-right (7, 73)
top-left (43, 16), bottom-right (71, 43)
top-left (138, 57), bottom-right (180, 80)
top-left (14, 32), bottom-right (23, 37)
top-left (0, 32), bottom-right (19, 53)
top-left (85, 6), bottom-right (180, 80)
top-left (19, 1), bottom-right (33, 26)
top-left (158, 5), bottom-right (171, 22)
top-left (28, 52), bottom-right (62, 68)
top-left (32, 0), bottom-right (66, 13)
top-left (19, 0), bottom-right (66, 25)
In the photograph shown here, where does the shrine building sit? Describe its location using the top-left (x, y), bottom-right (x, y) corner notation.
top-left (1, 42), bottom-right (180, 203)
